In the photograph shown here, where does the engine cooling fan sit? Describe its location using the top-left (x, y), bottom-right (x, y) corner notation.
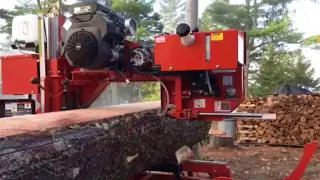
top-left (65, 30), bottom-right (98, 67)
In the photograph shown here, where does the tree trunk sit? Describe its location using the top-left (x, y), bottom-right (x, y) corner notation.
top-left (0, 102), bottom-right (211, 180)
top-left (245, 0), bottom-right (259, 98)
top-left (245, 51), bottom-right (250, 98)
top-left (37, 0), bottom-right (42, 10)
top-left (244, 0), bottom-right (251, 98)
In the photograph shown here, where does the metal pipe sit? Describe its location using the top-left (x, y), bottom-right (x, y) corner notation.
top-left (176, 23), bottom-right (195, 46)
top-left (186, 0), bottom-right (198, 30)
top-left (184, 159), bottom-right (227, 165)
top-left (180, 34), bottom-right (195, 46)
top-left (199, 112), bottom-right (276, 120)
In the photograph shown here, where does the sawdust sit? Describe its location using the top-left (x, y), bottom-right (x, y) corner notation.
top-left (201, 145), bottom-right (320, 180)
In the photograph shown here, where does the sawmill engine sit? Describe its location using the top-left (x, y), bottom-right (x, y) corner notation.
top-left (62, 2), bottom-right (146, 70)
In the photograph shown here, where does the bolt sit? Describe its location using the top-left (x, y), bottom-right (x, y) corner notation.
top-left (216, 65), bottom-right (220, 68)
top-left (169, 67), bottom-right (173, 70)
top-left (57, 70), bottom-right (60, 74)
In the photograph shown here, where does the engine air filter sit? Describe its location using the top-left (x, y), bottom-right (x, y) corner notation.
top-left (66, 30), bottom-right (97, 67)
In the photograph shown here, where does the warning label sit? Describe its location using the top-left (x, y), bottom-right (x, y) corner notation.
top-left (214, 101), bottom-right (230, 111)
top-left (155, 36), bottom-right (166, 43)
top-left (211, 33), bottom-right (224, 41)
top-left (5, 102), bottom-right (33, 117)
top-left (194, 99), bottom-right (206, 108)
top-left (223, 76), bottom-right (233, 86)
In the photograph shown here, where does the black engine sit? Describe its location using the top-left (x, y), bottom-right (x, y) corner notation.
top-left (61, 2), bottom-right (138, 69)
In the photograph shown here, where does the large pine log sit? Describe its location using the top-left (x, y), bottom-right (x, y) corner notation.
top-left (236, 94), bottom-right (320, 145)
top-left (0, 102), bottom-right (211, 180)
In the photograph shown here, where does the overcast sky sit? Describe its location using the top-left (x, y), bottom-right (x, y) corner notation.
top-left (1, 0), bottom-right (320, 77)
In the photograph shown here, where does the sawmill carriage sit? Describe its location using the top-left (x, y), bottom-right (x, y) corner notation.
top-left (0, 1), bottom-right (318, 179)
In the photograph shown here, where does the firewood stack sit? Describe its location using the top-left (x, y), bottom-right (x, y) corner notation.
top-left (236, 94), bottom-right (320, 145)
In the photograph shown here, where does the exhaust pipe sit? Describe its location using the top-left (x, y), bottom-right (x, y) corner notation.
top-left (176, 23), bottom-right (195, 46)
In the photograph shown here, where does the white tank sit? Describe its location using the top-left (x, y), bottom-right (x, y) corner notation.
top-left (11, 14), bottom-right (39, 46)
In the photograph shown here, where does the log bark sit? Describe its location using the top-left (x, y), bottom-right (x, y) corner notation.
top-left (236, 94), bottom-right (320, 145)
top-left (0, 102), bottom-right (211, 180)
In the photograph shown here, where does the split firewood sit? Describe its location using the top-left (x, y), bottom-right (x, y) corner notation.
top-left (236, 94), bottom-right (320, 145)
top-left (0, 102), bottom-right (211, 180)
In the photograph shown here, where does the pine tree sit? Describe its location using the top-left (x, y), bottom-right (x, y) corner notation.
top-left (0, 9), bottom-right (12, 36)
top-left (0, 9), bottom-right (12, 20)
top-left (250, 46), bottom-right (320, 96)
top-left (250, 45), bottom-right (293, 97)
top-left (289, 50), bottom-right (320, 91)
top-left (158, 0), bottom-right (186, 33)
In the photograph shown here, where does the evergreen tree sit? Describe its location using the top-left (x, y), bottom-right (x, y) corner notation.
top-left (289, 50), bottom-right (320, 91)
top-left (250, 47), bottom-right (320, 96)
top-left (0, 9), bottom-right (12, 20)
top-left (157, 0), bottom-right (186, 33)
top-left (0, 9), bottom-right (12, 40)
top-left (250, 45), bottom-right (293, 97)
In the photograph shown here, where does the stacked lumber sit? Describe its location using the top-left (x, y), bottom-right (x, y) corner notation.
top-left (0, 102), bottom-right (211, 180)
top-left (236, 94), bottom-right (320, 145)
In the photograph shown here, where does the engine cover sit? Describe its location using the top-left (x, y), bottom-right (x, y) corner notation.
top-left (62, 2), bottom-right (137, 69)
top-left (65, 30), bottom-right (98, 67)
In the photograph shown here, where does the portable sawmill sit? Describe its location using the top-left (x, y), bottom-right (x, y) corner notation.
top-left (0, 1), bottom-right (318, 180)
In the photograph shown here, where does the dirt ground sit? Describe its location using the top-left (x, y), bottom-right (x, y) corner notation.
top-left (200, 145), bottom-right (320, 180)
